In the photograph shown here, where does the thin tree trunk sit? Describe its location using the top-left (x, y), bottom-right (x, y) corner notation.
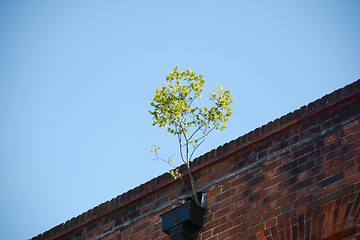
top-left (187, 162), bottom-right (200, 205)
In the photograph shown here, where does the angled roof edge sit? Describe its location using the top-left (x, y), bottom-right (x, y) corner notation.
top-left (189, 79), bottom-right (360, 173)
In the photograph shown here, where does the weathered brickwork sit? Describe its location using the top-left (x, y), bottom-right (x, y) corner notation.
top-left (32, 80), bottom-right (360, 240)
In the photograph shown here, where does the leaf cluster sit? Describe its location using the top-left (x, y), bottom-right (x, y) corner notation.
top-left (149, 66), bottom-right (233, 142)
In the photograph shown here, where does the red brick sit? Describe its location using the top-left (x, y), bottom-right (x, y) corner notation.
top-left (229, 208), bottom-right (246, 221)
top-left (324, 182), bottom-right (337, 194)
top-left (264, 176), bottom-right (281, 188)
top-left (265, 218), bottom-right (277, 229)
top-left (278, 210), bottom-right (296, 222)
top-left (218, 231), bottom-right (229, 240)
top-left (208, 186), bottom-right (222, 199)
top-left (296, 205), bottom-right (307, 215)
top-left (244, 206), bottom-right (266, 221)
top-left (293, 194), bottom-right (313, 208)
top-left (254, 183), bottom-right (265, 193)
top-left (263, 209), bottom-right (280, 221)
top-left (266, 185), bottom-right (279, 195)
top-left (249, 223), bottom-right (265, 235)
top-left (257, 231), bottom-right (266, 240)
top-left (299, 170), bottom-right (310, 181)
top-left (266, 169), bottom-right (277, 179)
top-left (214, 204), bottom-right (235, 219)
top-left (263, 160), bottom-right (281, 173)
top-left (280, 188), bottom-right (290, 197)
top-left (213, 221), bottom-right (233, 235)
top-left (235, 182), bottom-right (247, 193)
top-left (250, 190), bottom-right (267, 202)
top-left (215, 188), bottom-right (236, 202)
top-left (229, 220), bottom-right (250, 236)
top-left (323, 201), bottom-right (335, 229)
top-left (344, 167), bottom-right (356, 178)
top-left (325, 134), bottom-right (338, 145)
top-left (200, 230), bottom-right (212, 240)
top-left (278, 193), bottom-right (296, 206)
top-left (297, 187), bottom-right (309, 197)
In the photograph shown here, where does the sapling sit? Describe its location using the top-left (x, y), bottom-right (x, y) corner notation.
top-left (150, 67), bottom-right (233, 205)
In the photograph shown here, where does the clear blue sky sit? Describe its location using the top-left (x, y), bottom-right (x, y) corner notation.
top-left (0, 1), bottom-right (359, 239)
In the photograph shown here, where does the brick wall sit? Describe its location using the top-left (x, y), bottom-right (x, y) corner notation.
top-left (32, 80), bottom-right (360, 240)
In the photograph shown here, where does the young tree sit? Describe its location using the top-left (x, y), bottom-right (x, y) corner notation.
top-left (150, 67), bottom-right (233, 205)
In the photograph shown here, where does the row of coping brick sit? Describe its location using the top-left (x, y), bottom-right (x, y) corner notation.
top-left (188, 79), bottom-right (360, 175)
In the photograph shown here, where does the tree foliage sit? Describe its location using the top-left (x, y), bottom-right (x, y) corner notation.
top-left (149, 67), bottom-right (233, 204)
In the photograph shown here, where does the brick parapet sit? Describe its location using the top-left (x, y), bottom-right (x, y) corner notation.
top-left (31, 79), bottom-right (360, 240)
top-left (199, 114), bottom-right (360, 239)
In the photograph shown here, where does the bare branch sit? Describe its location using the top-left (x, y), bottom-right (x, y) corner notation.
top-left (151, 149), bottom-right (177, 168)
top-left (188, 125), bottom-right (203, 142)
top-left (189, 132), bottom-right (206, 161)
top-left (178, 133), bottom-right (187, 165)
top-left (192, 121), bottom-right (220, 143)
